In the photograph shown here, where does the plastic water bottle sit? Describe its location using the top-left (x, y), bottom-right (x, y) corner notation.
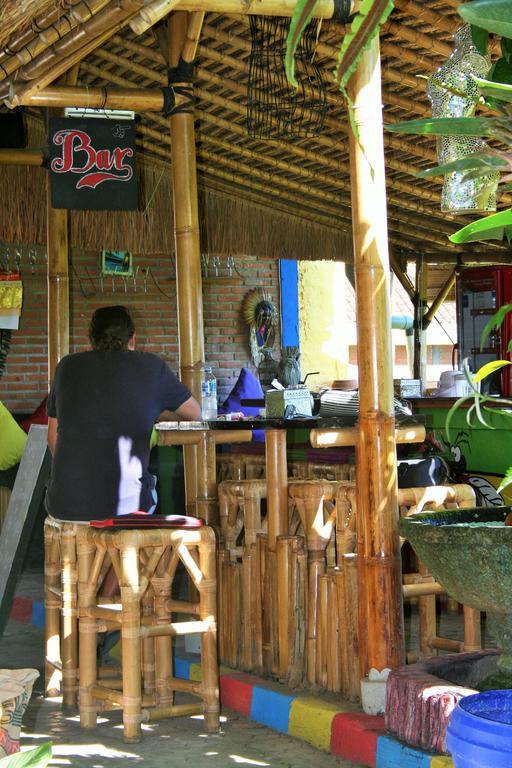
top-left (201, 366), bottom-right (218, 420)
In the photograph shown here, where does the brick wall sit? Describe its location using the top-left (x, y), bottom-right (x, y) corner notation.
top-left (1, 248), bottom-right (280, 414)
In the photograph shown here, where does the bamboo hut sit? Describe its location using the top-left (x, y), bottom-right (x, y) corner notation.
top-left (0, 0), bottom-right (509, 703)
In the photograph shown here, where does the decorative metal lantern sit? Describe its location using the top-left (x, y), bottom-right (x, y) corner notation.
top-left (427, 24), bottom-right (499, 214)
top-left (247, 15), bottom-right (327, 139)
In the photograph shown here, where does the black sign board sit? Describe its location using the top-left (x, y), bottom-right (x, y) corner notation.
top-left (49, 117), bottom-right (138, 211)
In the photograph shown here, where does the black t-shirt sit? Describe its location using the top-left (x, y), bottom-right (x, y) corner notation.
top-left (46, 349), bottom-right (191, 522)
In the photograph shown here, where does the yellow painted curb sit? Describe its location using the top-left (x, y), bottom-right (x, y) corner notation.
top-left (288, 697), bottom-right (346, 751)
top-left (430, 757), bottom-right (454, 767)
top-left (189, 663), bottom-right (203, 682)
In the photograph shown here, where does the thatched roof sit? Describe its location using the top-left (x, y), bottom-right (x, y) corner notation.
top-left (0, 0), bottom-right (511, 301)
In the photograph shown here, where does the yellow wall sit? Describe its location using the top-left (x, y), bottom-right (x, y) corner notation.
top-left (298, 261), bottom-right (350, 390)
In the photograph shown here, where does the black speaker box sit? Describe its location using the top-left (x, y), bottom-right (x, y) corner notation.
top-left (0, 109), bottom-right (27, 148)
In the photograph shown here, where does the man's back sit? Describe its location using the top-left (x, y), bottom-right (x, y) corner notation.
top-left (46, 349), bottom-right (190, 521)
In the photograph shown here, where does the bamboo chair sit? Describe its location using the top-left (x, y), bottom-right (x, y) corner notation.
top-left (398, 483), bottom-right (481, 660)
top-left (287, 480), bottom-right (341, 685)
top-left (76, 524), bottom-right (219, 743)
top-left (218, 479), bottom-right (267, 558)
top-left (44, 516), bottom-right (81, 708)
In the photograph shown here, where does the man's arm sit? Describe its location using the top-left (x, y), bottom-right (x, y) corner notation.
top-left (174, 396), bottom-right (202, 421)
top-left (47, 416), bottom-right (58, 455)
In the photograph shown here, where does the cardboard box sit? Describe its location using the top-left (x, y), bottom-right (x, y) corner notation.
top-left (265, 387), bottom-right (312, 418)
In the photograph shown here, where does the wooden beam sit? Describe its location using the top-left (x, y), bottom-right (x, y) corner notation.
top-left (349, 35), bottom-right (405, 676)
top-left (8, 84), bottom-right (182, 111)
top-left (0, 149), bottom-right (44, 166)
top-left (423, 269), bottom-right (457, 325)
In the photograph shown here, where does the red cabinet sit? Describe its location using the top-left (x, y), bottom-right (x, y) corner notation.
top-left (456, 266), bottom-right (512, 396)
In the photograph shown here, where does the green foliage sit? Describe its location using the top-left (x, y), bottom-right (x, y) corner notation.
top-left (285, 0), bottom-right (318, 89)
top-left (448, 208), bottom-right (512, 243)
top-left (459, 0), bottom-right (512, 39)
top-left (498, 465), bottom-right (512, 493)
top-left (385, 116), bottom-right (510, 138)
top-left (414, 153), bottom-right (508, 179)
top-left (472, 359), bottom-right (512, 383)
top-left (0, 744), bottom-right (52, 768)
top-left (332, 0), bottom-right (395, 91)
top-left (480, 302), bottom-right (512, 347)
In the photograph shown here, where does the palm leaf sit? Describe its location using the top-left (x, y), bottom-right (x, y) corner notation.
top-left (333, 0), bottom-right (395, 90)
top-left (480, 302), bottom-right (512, 347)
top-left (448, 208), bottom-right (512, 243)
top-left (473, 75), bottom-right (512, 103)
top-left (459, 0), bottom-right (512, 39)
top-left (446, 394), bottom-right (474, 443)
top-left (497, 466), bottom-right (512, 494)
top-left (285, 0), bottom-right (318, 88)
top-left (472, 359), bottom-right (512, 383)
top-left (0, 744), bottom-right (52, 768)
top-left (385, 116), bottom-right (509, 138)
top-left (414, 153), bottom-right (507, 178)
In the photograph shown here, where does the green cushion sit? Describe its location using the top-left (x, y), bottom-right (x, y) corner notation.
top-left (0, 401), bottom-right (27, 471)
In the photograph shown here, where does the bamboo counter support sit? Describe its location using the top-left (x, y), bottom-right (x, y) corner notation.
top-left (157, 425), bottom-right (252, 524)
top-left (310, 424), bottom-right (426, 448)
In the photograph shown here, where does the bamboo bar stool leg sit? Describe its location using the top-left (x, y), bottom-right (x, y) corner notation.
top-left (78, 530), bottom-right (99, 729)
top-left (463, 606), bottom-right (482, 651)
top-left (119, 544), bottom-right (143, 743)
top-left (60, 524), bottom-right (79, 707)
top-left (198, 528), bottom-right (220, 733)
top-left (44, 518), bottom-right (62, 697)
top-left (152, 571), bottom-right (173, 710)
top-left (142, 588), bottom-right (156, 696)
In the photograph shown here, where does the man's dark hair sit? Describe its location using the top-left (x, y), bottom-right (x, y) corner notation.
top-left (89, 305), bottom-right (135, 352)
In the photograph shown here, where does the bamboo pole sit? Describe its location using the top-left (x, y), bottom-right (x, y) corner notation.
top-left (348, 35), bottom-right (405, 675)
top-left (310, 424), bottom-right (426, 448)
top-left (423, 268), bottom-right (457, 326)
top-left (168, 10), bottom-right (204, 400)
top-left (130, 0), bottom-right (351, 35)
top-left (413, 257), bottom-right (428, 387)
top-left (0, 149), bottom-right (44, 165)
top-left (46, 66), bottom-right (78, 384)
top-left (9, 84), bottom-right (186, 111)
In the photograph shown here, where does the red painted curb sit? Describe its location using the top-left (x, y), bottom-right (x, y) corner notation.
top-left (10, 597), bottom-right (33, 623)
top-left (220, 673), bottom-right (265, 718)
top-left (330, 711), bottom-right (385, 767)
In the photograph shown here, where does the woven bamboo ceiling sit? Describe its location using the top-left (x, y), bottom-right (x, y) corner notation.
top-left (1, 0), bottom-right (511, 298)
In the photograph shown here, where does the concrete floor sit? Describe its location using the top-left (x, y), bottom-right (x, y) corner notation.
top-left (2, 568), bottom-right (361, 768)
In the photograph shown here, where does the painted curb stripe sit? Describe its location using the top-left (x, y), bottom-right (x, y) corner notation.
top-left (250, 686), bottom-right (294, 733)
top-left (331, 711), bottom-right (385, 767)
top-left (289, 697), bottom-right (342, 751)
top-left (12, 600), bottom-right (453, 768)
top-left (376, 735), bottom-right (433, 768)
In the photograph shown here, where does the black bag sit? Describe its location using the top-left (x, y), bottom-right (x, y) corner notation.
top-left (397, 458), bottom-right (448, 488)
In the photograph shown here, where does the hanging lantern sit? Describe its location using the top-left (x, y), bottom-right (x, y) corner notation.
top-left (247, 15), bottom-right (327, 139)
top-left (427, 24), bottom-right (499, 214)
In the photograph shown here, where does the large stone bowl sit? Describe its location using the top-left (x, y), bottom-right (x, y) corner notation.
top-left (399, 506), bottom-right (512, 672)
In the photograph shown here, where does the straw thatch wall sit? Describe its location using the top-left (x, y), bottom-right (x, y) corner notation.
top-left (0, 115), bottom-right (353, 260)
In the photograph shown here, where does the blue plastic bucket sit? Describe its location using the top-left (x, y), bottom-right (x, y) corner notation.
top-left (446, 690), bottom-right (512, 768)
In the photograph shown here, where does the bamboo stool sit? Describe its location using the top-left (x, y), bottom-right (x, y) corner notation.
top-left (218, 479), bottom-right (267, 557)
top-left (76, 524), bottom-right (219, 743)
top-left (287, 480), bottom-right (339, 685)
top-left (398, 484), bottom-right (481, 659)
top-left (44, 516), bottom-right (81, 708)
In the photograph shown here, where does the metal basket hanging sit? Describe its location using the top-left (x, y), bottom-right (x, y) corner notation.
top-left (247, 15), bottom-right (327, 139)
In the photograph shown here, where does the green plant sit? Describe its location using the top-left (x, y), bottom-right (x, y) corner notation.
top-left (385, 0), bottom-right (512, 244)
top-left (285, 0), bottom-right (394, 141)
top-left (0, 743), bottom-right (52, 768)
